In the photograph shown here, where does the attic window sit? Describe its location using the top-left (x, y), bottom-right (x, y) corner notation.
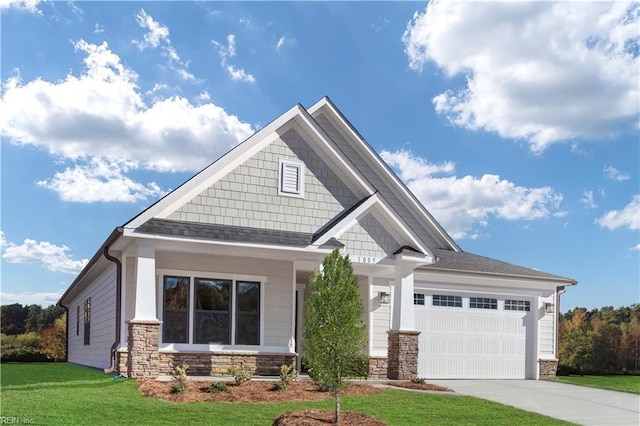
top-left (279, 159), bottom-right (305, 197)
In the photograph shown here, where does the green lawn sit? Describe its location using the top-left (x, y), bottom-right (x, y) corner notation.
top-left (553, 375), bottom-right (640, 394)
top-left (1, 363), bottom-right (571, 425)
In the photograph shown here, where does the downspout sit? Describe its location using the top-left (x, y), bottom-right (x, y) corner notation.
top-left (103, 238), bottom-right (123, 374)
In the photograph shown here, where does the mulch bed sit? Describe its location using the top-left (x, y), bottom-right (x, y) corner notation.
top-left (385, 381), bottom-right (452, 392)
top-left (137, 378), bottom-right (383, 403)
top-left (273, 410), bottom-right (387, 425)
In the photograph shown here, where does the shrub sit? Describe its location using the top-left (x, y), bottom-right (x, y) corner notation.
top-left (207, 382), bottom-right (228, 393)
top-left (227, 364), bottom-right (251, 385)
top-left (279, 363), bottom-right (298, 386)
top-left (170, 363), bottom-right (189, 393)
top-left (271, 381), bottom-right (287, 391)
top-left (411, 377), bottom-right (426, 384)
top-left (0, 332), bottom-right (48, 362)
top-left (38, 315), bottom-right (66, 362)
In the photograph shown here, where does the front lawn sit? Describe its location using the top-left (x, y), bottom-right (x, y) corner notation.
top-left (1, 363), bottom-right (571, 425)
top-left (553, 375), bottom-right (640, 394)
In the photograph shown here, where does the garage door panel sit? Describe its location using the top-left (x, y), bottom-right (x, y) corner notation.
top-left (416, 294), bottom-right (530, 379)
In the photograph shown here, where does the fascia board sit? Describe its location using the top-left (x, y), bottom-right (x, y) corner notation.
top-left (311, 98), bottom-right (461, 252)
top-left (125, 105), bottom-right (304, 230)
top-left (413, 280), bottom-right (553, 299)
top-left (293, 107), bottom-right (375, 196)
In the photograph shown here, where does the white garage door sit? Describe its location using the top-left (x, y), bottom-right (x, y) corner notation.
top-left (415, 293), bottom-right (531, 379)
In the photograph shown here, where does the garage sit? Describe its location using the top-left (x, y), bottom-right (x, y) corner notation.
top-left (415, 292), bottom-right (533, 379)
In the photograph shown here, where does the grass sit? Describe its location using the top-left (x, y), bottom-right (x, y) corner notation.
top-left (1, 363), bottom-right (571, 425)
top-left (553, 375), bottom-right (640, 394)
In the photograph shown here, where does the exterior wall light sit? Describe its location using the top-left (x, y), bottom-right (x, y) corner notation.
top-left (544, 302), bottom-right (555, 313)
top-left (379, 292), bottom-right (391, 305)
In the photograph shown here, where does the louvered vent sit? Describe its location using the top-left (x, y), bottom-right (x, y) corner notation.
top-left (279, 159), bottom-right (304, 197)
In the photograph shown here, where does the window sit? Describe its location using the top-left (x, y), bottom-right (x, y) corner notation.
top-left (279, 159), bottom-right (304, 196)
top-left (433, 294), bottom-right (462, 308)
top-left (163, 276), bottom-right (190, 343)
top-left (76, 306), bottom-right (80, 336)
top-left (414, 293), bottom-right (425, 305)
top-left (83, 297), bottom-right (91, 345)
top-left (470, 297), bottom-right (497, 310)
top-left (162, 273), bottom-right (262, 346)
top-left (505, 299), bottom-right (530, 311)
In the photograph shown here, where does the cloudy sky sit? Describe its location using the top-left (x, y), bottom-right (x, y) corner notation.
top-left (1, 1), bottom-right (638, 311)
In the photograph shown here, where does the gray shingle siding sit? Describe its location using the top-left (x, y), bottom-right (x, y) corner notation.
top-left (168, 129), bottom-right (359, 233)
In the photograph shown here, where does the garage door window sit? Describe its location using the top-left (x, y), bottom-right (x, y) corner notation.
top-left (505, 299), bottom-right (530, 311)
top-left (433, 294), bottom-right (462, 307)
top-left (414, 293), bottom-right (425, 305)
top-left (470, 297), bottom-right (497, 309)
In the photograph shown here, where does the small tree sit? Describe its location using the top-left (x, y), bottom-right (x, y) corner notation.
top-left (303, 249), bottom-right (366, 424)
top-left (38, 314), bottom-right (66, 362)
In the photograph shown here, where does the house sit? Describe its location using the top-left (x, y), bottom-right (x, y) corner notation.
top-left (58, 97), bottom-right (577, 380)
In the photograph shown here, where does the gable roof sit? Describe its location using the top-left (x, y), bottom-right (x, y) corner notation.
top-left (307, 97), bottom-right (460, 252)
top-left (423, 248), bottom-right (577, 284)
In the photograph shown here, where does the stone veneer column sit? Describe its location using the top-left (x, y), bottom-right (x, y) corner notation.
top-left (126, 319), bottom-right (162, 378)
top-left (387, 330), bottom-right (420, 380)
top-left (539, 359), bottom-right (559, 379)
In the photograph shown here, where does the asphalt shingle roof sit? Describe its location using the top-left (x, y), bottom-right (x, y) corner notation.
top-left (423, 248), bottom-right (576, 283)
top-left (136, 218), bottom-right (315, 247)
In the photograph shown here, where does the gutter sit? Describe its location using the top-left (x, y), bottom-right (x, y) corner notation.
top-left (103, 242), bottom-right (123, 374)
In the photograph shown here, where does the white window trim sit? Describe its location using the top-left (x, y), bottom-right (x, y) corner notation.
top-left (157, 269), bottom-right (266, 350)
top-left (278, 158), bottom-right (305, 198)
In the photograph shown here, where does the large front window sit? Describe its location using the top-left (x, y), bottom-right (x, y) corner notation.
top-left (162, 273), bottom-right (262, 346)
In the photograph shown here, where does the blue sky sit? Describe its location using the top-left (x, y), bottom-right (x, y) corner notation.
top-left (1, 1), bottom-right (638, 312)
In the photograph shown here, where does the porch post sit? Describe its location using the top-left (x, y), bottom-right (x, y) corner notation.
top-left (388, 262), bottom-right (419, 380)
top-left (127, 245), bottom-right (161, 378)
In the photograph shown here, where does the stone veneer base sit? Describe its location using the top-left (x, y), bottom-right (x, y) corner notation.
top-left (539, 359), bottom-right (559, 379)
top-left (126, 320), bottom-right (162, 378)
top-left (368, 357), bottom-right (388, 379)
top-left (387, 330), bottom-right (420, 380)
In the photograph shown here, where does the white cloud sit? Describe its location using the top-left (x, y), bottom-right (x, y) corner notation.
top-left (403, 1), bottom-right (639, 153)
top-left (132, 9), bottom-right (169, 50)
top-left (580, 190), bottom-right (597, 209)
top-left (198, 90), bottom-right (210, 102)
top-left (381, 149), bottom-right (563, 239)
top-left (0, 39), bottom-right (254, 175)
top-left (596, 195), bottom-right (640, 230)
top-left (603, 165), bottom-right (631, 181)
top-left (0, 292), bottom-right (64, 307)
top-left (276, 36), bottom-right (286, 49)
top-left (1, 233), bottom-right (88, 274)
top-left (37, 158), bottom-right (165, 203)
top-left (0, 0), bottom-right (42, 14)
top-left (94, 23), bottom-right (104, 33)
top-left (212, 34), bottom-right (256, 83)
top-left (631, 243), bottom-right (640, 251)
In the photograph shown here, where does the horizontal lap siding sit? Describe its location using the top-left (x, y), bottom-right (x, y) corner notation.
top-left (371, 279), bottom-right (391, 354)
top-left (155, 251), bottom-right (293, 347)
top-left (67, 263), bottom-right (117, 369)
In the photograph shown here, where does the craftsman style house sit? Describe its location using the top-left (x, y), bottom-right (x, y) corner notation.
top-left (59, 97), bottom-right (576, 379)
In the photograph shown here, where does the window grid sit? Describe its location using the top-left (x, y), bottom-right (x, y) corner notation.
top-left (469, 297), bottom-right (497, 310)
top-left (505, 299), bottom-right (531, 311)
top-left (414, 293), bottom-right (425, 305)
top-left (433, 294), bottom-right (463, 308)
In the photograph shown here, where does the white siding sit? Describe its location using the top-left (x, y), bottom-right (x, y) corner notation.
top-left (66, 264), bottom-right (117, 370)
top-left (155, 251), bottom-right (293, 347)
top-left (370, 278), bottom-right (391, 354)
top-left (538, 294), bottom-right (556, 356)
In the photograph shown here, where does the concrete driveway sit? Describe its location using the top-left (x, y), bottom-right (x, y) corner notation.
top-left (428, 379), bottom-right (639, 425)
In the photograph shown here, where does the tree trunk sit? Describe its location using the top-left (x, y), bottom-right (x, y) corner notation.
top-left (334, 390), bottom-right (340, 424)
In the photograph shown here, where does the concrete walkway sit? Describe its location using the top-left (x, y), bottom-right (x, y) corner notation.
top-left (428, 380), bottom-right (640, 426)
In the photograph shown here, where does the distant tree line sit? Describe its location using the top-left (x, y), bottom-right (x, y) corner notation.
top-left (559, 304), bottom-right (640, 375)
top-left (1, 303), bottom-right (66, 362)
